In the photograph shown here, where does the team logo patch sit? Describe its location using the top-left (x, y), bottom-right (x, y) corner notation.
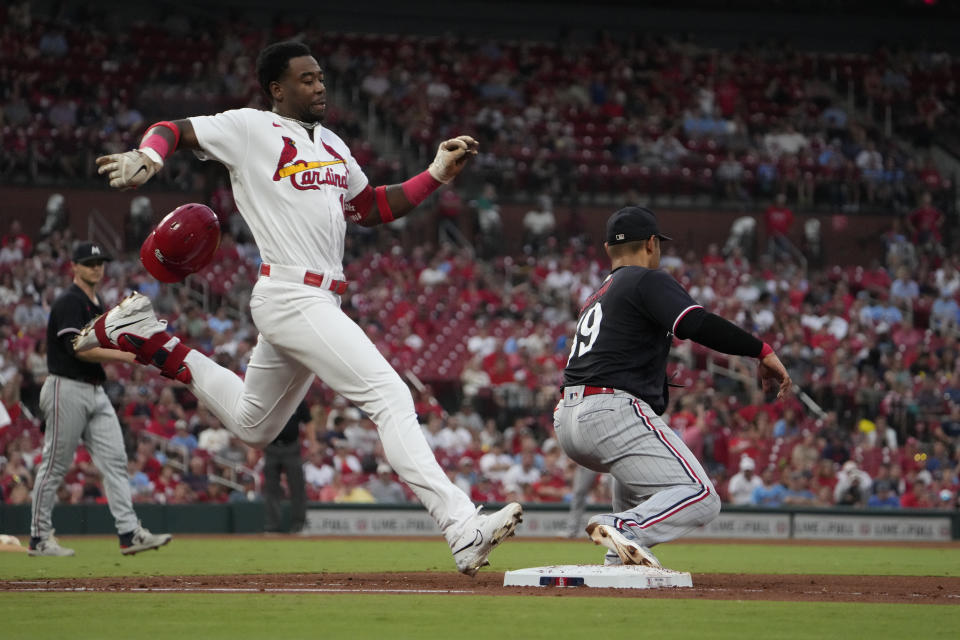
top-left (272, 136), bottom-right (347, 191)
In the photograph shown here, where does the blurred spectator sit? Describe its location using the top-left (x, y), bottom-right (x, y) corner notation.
top-left (169, 420), bottom-right (198, 459)
top-left (303, 449), bottom-right (335, 491)
top-left (727, 455), bottom-right (763, 505)
top-left (218, 436), bottom-right (249, 467)
top-left (451, 456), bottom-right (478, 495)
top-left (435, 188), bottom-right (464, 246)
top-left (366, 462), bottom-right (407, 503)
top-left (208, 307), bottom-right (235, 335)
top-left (930, 289), bottom-right (959, 335)
top-left (781, 472), bottom-right (816, 506)
top-left (344, 411), bottom-right (379, 457)
top-left (889, 266), bottom-right (919, 305)
top-left (522, 195), bottom-right (556, 255)
top-left (197, 419), bottom-right (230, 455)
top-left (183, 454), bottom-right (210, 494)
top-left (834, 460), bottom-right (872, 506)
top-left (330, 439), bottom-right (362, 475)
top-left (472, 183), bottom-right (502, 258)
top-left (2, 220), bottom-right (32, 258)
top-left (127, 459), bottom-right (154, 501)
top-left (763, 193), bottom-right (794, 261)
top-left (502, 451), bottom-right (541, 494)
top-left (867, 480), bottom-right (901, 508)
top-left (905, 191), bottom-right (944, 253)
top-left (336, 474), bottom-right (375, 503)
top-left (751, 469), bottom-right (787, 507)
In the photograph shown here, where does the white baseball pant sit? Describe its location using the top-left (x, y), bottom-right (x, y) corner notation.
top-left (182, 267), bottom-right (476, 545)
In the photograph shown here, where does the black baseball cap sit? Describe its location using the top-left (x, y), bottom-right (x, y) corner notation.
top-left (72, 241), bottom-right (113, 264)
top-left (605, 206), bottom-right (672, 245)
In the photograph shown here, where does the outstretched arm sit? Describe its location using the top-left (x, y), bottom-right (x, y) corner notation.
top-left (95, 119), bottom-right (199, 190)
top-left (75, 346), bottom-right (137, 363)
top-left (346, 135), bottom-right (478, 227)
top-left (675, 308), bottom-right (792, 399)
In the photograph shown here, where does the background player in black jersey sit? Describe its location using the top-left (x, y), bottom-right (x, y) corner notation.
top-left (555, 206), bottom-right (791, 567)
top-left (29, 242), bottom-right (172, 556)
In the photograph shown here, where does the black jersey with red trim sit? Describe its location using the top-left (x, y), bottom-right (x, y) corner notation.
top-left (562, 265), bottom-right (702, 414)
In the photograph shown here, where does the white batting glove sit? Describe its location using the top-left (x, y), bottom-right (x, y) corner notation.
top-left (96, 149), bottom-right (162, 190)
top-left (427, 135), bottom-right (479, 183)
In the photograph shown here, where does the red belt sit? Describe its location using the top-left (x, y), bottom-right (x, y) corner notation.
top-left (259, 264), bottom-right (349, 295)
top-left (562, 386), bottom-right (616, 396)
top-left (583, 386), bottom-right (616, 396)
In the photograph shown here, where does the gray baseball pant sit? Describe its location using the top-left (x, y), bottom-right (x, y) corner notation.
top-left (31, 375), bottom-right (139, 539)
top-left (554, 386), bottom-right (721, 548)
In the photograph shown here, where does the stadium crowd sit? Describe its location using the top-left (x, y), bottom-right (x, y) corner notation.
top-left (0, 194), bottom-right (958, 512)
top-left (0, 3), bottom-right (956, 217)
top-left (0, 3), bottom-right (958, 514)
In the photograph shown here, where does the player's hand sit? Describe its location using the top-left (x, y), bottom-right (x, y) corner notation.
top-left (427, 135), bottom-right (479, 183)
top-left (758, 352), bottom-right (792, 400)
top-left (96, 150), bottom-right (161, 190)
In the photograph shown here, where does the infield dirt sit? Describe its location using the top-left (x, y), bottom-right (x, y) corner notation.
top-left (4, 572), bottom-right (959, 604)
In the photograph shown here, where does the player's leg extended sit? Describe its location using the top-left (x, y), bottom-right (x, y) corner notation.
top-left (73, 292), bottom-right (312, 448)
top-left (606, 397), bottom-right (720, 547)
top-left (184, 336), bottom-right (314, 448)
top-left (82, 388), bottom-right (139, 535)
top-left (254, 285), bottom-right (476, 544)
top-left (30, 377), bottom-right (86, 540)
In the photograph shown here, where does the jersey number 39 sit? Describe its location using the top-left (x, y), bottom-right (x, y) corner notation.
top-left (567, 303), bottom-right (603, 363)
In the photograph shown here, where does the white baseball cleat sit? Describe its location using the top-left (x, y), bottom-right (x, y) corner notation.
top-left (28, 531), bottom-right (75, 557)
top-left (586, 515), bottom-right (662, 568)
top-left (452, 502), bottom-right (523, 576)
top-left (73, 293), bottom-right (192, 383)
top-left (73, 292), bottom-right (167, 351)
top-left (120, 525), bottom-right (173, 556)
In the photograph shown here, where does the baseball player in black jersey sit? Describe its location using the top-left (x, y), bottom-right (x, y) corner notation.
top-left (29, 242), bottom-right (172, 557)
top-left (555, 206), bottom-right (791, 567)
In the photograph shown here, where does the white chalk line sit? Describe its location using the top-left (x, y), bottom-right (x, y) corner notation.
top-left (7, 586), bottom-right (478, 594)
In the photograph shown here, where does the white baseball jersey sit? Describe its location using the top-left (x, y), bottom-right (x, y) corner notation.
top-left (178, 108), bottom-right (481, 555)
top-left (190, 108), bottom-right (368, 276)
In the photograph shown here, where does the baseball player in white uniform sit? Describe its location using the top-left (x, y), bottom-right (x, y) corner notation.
top-left (82, 40), bottom-right (522, 575)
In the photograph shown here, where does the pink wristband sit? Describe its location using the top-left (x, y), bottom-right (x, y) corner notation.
top-left (139, 121), bottom-right (181, 160)
top-left (401, 170), bottom-right (442, 206)
top-left (760, 342), bottom-right (774, 358)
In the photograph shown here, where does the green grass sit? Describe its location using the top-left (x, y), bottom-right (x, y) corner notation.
top-left (3, 537), bottom-right (959, 640)
top-left (0, 594), bottom-right (957, 640)
top-left (2, 537), bottom-right (959, 579)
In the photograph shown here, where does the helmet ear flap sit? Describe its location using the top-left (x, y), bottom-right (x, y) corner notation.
top-left (140, 203), bottom-right (221, 283)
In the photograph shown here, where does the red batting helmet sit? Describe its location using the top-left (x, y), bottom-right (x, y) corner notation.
top-left (140, 203), bottom-right (221, 283)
